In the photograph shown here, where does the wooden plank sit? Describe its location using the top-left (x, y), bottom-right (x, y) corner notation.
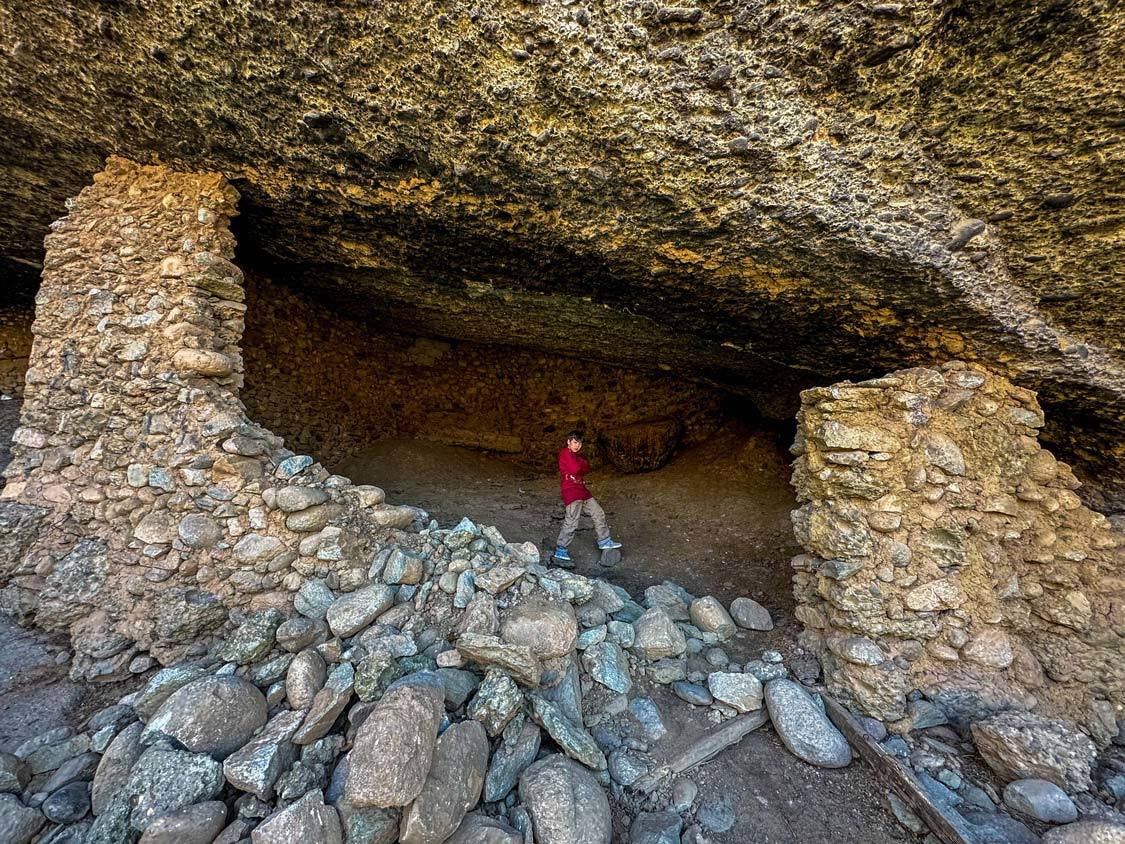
top-left (821, 694), bottom-right (974, 844)
top-left (632, 710), bottom-right (768, 793)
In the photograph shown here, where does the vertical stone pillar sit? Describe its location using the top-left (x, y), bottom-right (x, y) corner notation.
top-left (790, 362), bottom-right (1123, 744)
top-left (0, 158), bottom-right (414, 679)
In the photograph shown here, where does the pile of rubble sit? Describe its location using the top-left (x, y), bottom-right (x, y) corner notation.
top-left (0, 512), bottom-right (1122, 844)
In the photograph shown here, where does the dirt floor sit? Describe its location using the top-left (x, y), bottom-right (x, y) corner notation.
top-left (339, 424), bottom-right (909, 843)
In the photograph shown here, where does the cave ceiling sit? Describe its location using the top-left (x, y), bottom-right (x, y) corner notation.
top-left (0, 0), bottom-right (1122, 499)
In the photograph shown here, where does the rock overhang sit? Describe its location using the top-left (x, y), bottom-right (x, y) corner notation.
top-left (0, 0), bottom-right (1123, 503)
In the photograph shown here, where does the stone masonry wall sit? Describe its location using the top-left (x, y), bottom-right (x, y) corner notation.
top-left (791, 362), bottom-right (1124, 745)
top-left (0, 158), bottom-right (429, 680)
top-left (0, 304), bottom-right (32, 485)
top-left (242, 274), bottom-right (723, 472)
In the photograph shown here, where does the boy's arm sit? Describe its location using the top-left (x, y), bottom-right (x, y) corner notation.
top-left (559, 450), bottom-right (583, 482)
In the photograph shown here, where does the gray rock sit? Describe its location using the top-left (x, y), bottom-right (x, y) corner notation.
top-left (138, 801), bottom-right (228, 844)
top-left (252, 789), bottom-right (342, 844)
top-left (0, 752), bottom-right (29, 794)
top-left (538, 657), bottom-right (584, 727)
top-left (0, 793), bottom-right (45, 844)
top-left (671, 777), bottom-right (697, 812)
top-left (445, 812), bottom-right (522, 844)
top-left (1003, 778), bottom-right (1079, 823)
top-left (529, 695), bottom-right (606, 770)
top-left (467, 669), bottom-right (523, 736)
top-left (91, 720), bottom-right (145, 814)
top-left (294, 663), bottom-right (355, 745)
top-left (673, 681), bottom-right (713, 706)
top-left (18, 731), bottom-right (90, 775)
top-left (122, 744), bottom-right (224, 832)
top-left (133, 666), bottom-right (210, 718)
top-left (730, 597), bottom-right (773, 631)
top-left (764, 679), bottom-right (851, 768)
top-left (43, 752), bottom-right (99, 794)
top-left (222, 709), bottom-right (304, 800)
top-left (178, 513), bottom-right (223, 549)
top-left (689, 597), bottom-right (736, 641)
top-left (499, 599), bottom-right (577, 658)
top-left (631, 608), bottom-right (687, 660)
top-left (42, 781), bottom-right (90, 823)
top-left (455, 633), bottom-right (542, 686)
top-left (958, 807), bottom-right (1039, 844)
top-left (581, 640), bottom-right (632, 694)
top-left (906, 698), bottom-right (948, 730)
top-left (484, 719), bottom-right (541, 802)
top-left (354, 650), bottom-right (404, 703)
top-left (706, 672), bottom-right (763, 713)
top-left (971, 711), bottom-right (1096, 792)
top-left (277, 617), bottom-right (330, 651)
top-left (345, 673), bottom-right (446, 807)
top-left (629, 811), bottom-right (682, 844)
top-left (518, 754), bottom-right (612, 844)
top-left (437, 668), bottom-right (480, 709)
top-left (143, 675), bottom-right (268, 760)
top-left (287, 648), bottom-right (329, 709)
top-left (698, 796), bottom-right (736, 833)
top-left (643, 584), bottom-right (691, 621)
top-left (220, 609), bottom-right (283, 664)
top-left (1042, 820), bottom-right (1125, 844)
top-left (608, 747), bottom-right (652, 787)
top-left (399, 720), bottom-right (489, 844)
top-left (383, 548), bottom-right (425, 585)
top-left (296, 580), bottom-right (338, 620)
top-left (648, 658), bottom-right (687, 684)
top-left (275, 485), bottom-right (330, 512)
top-left (326, 584), bottom-right (396, 638)
top-left (336, 804), bottom-right (400, 844)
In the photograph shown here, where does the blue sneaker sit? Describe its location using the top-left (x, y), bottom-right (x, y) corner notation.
top-left (597, 538), bottom-right (623, 551)
top-left (553, 547), bottom-right (572, 563)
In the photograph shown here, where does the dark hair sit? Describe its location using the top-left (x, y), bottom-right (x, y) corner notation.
top-left (566, 430), bottom-right (584, 442)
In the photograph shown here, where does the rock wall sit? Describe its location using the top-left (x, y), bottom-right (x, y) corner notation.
top-left (0, 304), bottom-right (31, 484)
top-left (791, 363), bottom-right (1124, 744)
top-left (242, 275), bottom-right (723, 471)
top-left (0, 158), bottom-right (432, 680)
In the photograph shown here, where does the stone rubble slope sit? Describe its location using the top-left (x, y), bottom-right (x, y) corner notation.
top-left (0, 513), bottom-right (1121, 844)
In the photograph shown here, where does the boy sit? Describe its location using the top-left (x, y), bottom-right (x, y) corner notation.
top-left (552, 431), bottom-right (622, 564)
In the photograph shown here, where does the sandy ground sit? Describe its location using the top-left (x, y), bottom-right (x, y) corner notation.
top-left (340, 425), bottom-right (908, 843)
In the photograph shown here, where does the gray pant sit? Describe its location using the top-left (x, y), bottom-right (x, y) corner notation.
top-left (557, 498), bottom-right (611, 548)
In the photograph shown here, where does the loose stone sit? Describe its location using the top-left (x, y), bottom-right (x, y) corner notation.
top-left (730, 597), bottom-right (773, 631)
top-left (399, 720), bottom-right (489, 844)
top-left (518, 755), bottom-right (612, 844)
top-left (252, 789), bottom-right (342, 844)
top-left (764, 679), bottom-right (851, 768)
top-left (143, 675), bottom-right (268, 760)
top-left (138, 801), bottom-right (228, 844)
top-left (1002, 778), bottom-right (1078, 823)
top-left (689, 597), bottom-right (736, 640)
top-left (706, 672), bottom-right (763, 713)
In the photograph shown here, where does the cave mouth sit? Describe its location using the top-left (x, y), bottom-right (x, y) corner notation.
top-left (239, 267), bottom-right (803, 613)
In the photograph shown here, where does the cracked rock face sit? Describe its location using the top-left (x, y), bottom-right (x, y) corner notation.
top-left (0, 0), bottom-right (1122, 503)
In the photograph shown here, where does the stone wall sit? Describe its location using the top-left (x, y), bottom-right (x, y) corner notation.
top-left (242, 275), bottom-right (723, 472)
top-left (0, 158), bottom-right (429, 680)
top-left (0, 304), bottom-right (32, 484)
top-left (791, 363), bottom-right (1124, 745)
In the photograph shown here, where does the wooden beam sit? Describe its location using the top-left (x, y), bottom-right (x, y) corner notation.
top-left (632, 710), bottom-right (768, 793)
top-left (821, 694), bottom-right (974, 844)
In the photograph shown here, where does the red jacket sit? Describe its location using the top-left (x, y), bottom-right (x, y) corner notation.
top-left (559, 448), bottom-right (592, 505)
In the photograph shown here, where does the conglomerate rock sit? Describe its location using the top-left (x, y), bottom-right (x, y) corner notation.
top-left (790, 364), bottom-right (1124, 739)
top-left (0, 1), bottom-right (1123, 505)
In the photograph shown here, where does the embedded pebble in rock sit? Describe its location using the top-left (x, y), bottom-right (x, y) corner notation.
top-left (345, 673), bottom-right (446, 807)
top-left (296, 580), bottom-right (338, 620)
top-left (220, 609), bottom-right (283, 664)
top-left (252, 789), bottom-right (342, 844)
top-left (177, 513), bottom-right (223, 549)
top-left (518, 755), bottom-right (612, 844)
top-left (730, 597), bottom-right (774, 631)
top-left (143, 675), bottom-right (268, 760)
top-left (222, 709), bottom-right (304, 800)
top-left (120, 744), bottom-right (224, 832)
top-left (287, 648), bottom-right (329, 709)
top-left (468, 669), bottom-right (524, 737)
top-left (91, 721), bottom-right (144, 814)
top-left (484, 720), bottom-right (541, 802)
top-left (275, 485), bottom-right (329, 512)
top-left (455, 633), bottom-right (542, 687)
top-left (1041, 820), bottom-right (1125, 843)
top-left (138, 801), bottom-right (228, 844)
top-left (445, 812), bottom-right (523, 844)
top-left (689, 597), bottom-right (736, 641)
top-left (399, 720), bottom-right (489, 844)
top-left (706, 672), bottom-right (763, 713)
top-left (42, 781), bottom-right (90, 823)
top-left (764, 679), bottom-right (851, 768)
top-left (632, 608), bottom-right (687, 660)
top-left (629, 811), bottom-right (683, 844)
top-left (673, 681), bottom-right (713, 706)
top-left (326, 584), bottom-right (396, 638)
top-left (1002, 778), bottom-right (1079, 823)
top-left (581, 640), bottom-right (632, 694)
top-left (0, 793), bottom-right (45, 844)
top-left (530, 695), bottom-right (607, 770)
top-left (499, 598), bottom-right (577, 658)
top-left (971, 711), bottom-right (1096, 792)
top-left (293, 663), bottom-right (355, 745)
